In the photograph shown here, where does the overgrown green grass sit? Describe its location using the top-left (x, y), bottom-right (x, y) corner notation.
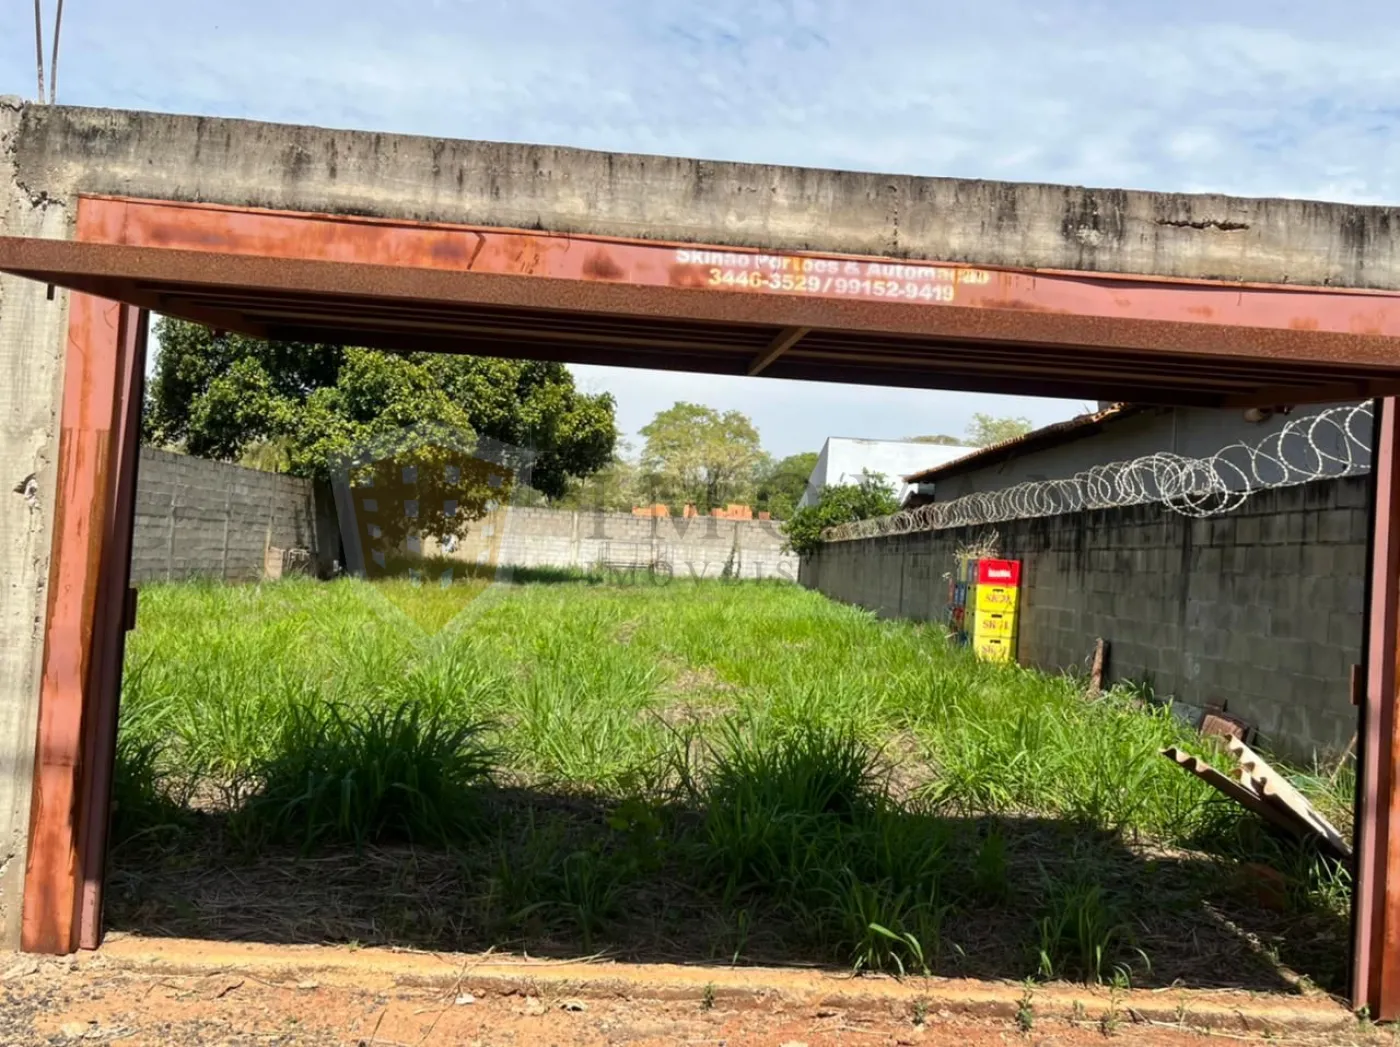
top-left (110, 574), bottom-right (1354, 992)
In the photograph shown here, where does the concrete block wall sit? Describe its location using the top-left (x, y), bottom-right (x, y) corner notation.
top-left (127, 452), bottom-right (798, 585)
top-left (498, 506), bottom-right (797, 580)
top-left (800, 476), bottom-right (1368, 762)
top-left (131, 448), bottom-right (322, 583)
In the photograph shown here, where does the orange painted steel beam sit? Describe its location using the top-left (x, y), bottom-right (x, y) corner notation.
top-left (5, 235), bottom-right (1400, 391)
top-left (74, 196), bottom-right (1400, 340)
top-left (21, 297), bottom-right (142, 954)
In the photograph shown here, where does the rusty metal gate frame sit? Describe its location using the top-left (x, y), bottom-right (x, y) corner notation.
top-left (21, 295), bottom-right (145, 954)
top-left (7, 193), bottom-right (1400, 1016)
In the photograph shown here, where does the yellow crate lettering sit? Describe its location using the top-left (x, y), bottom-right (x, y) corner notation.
top-left (974, 637), bottom-right (1013, 663)
top-left (974, 612), bottom-right (1017, 638)
top-left (975, 586), bottom-right (1019, 612)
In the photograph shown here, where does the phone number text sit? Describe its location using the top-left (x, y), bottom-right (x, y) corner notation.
top-left (706, 268), bottom-right (992, 301)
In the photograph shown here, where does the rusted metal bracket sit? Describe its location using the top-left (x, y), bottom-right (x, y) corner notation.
top-left (747, 326), bottom-right (809, 376)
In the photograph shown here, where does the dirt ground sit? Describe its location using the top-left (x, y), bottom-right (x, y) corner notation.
top-left (0, 936), bottom-right (1382, 1047)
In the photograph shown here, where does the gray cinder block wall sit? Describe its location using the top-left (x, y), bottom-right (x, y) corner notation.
top-left (800, 476), bottom-right (1368, 762)
top-left (498, 507), bottom-right (797, 580)
top-left (129, 449), bottom-right (797, 583)
top-left (131, 448), bottom-right (324, 583)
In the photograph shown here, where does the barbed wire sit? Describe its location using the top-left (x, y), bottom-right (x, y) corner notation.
top-left (824, 402), bottom-right (1375, 543)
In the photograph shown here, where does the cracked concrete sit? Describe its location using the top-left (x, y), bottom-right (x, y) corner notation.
top-left (12, 475), bottom-right (38, 508)
top-left (9, 102), bottom-right (1400, 287)
top-left (0, 99), bottom-right (68, 950)
top-left (1155, 217), bottom-right (1251, 232)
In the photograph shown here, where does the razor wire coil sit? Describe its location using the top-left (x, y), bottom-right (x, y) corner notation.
top-left (823, 402), bottom-right (1375, 543)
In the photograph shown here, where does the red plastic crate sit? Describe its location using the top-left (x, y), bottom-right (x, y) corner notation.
top-left (977, 559), bottom-right (1021, 587)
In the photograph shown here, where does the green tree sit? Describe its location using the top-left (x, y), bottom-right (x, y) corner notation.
top-left (279, 349), bottom-right (475, 481)
top-left (144, 318), bottom-right (617, 496)
top-left (555, 443), bottom-right (642, 512)
top-left (420, 355), bottom-right (618, 500)
top-left (145, 323), bottom-right (343, 459)
top-left (638, 402), bottom-right (762, 511)
top-left (781, 472), bottom-right (901, 556)
top-left (753, 451), bottom-right (820, 519)
top-left (966, 413), bottom-right (1034, 447)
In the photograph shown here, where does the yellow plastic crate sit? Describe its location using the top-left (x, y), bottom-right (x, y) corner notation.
top-left (973, 611), bottom-right (1018, 638)
top-left (973, 636), bottom-right (1014, 663)
top-left (975, 585), bottom-right (1019, 613)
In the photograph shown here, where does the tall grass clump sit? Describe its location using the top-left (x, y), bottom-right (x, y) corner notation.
top-left (110, 731), bottom-right (193, 848)
top-left (914, 666), bottom-right (1216, 843)
top-left (1035, 872), bottom-right (1145, 985)
top-left (111, 654), bottom-right (194, 846)
top-left (699, 721), bottom-right (956, 974)
top-left (243, 698), bottom-right (497, 849)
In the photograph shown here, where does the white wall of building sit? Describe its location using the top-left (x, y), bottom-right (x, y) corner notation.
top-left (800, 438), bottom-right (971, 507)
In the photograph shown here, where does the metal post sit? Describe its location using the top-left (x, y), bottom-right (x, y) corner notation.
top-left (21, 298), bottom-right (139, 953)
top-left (75, 307), bottom-right (147, 949)
top-left (220, 485), bottom-right (232, 581)
top-left (165, 486), bottom-right (177, 582)
top-left (1354, 396), bottom-right (1400, 1017)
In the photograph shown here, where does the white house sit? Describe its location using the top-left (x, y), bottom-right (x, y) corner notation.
top-left (799, 437), bottom-right (972, 508)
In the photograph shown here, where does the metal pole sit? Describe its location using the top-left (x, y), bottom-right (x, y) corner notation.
top-left (32, 0), bottom-right (45, 102)
top-left (76, 307), bottom-right (147, 949)
top-left (1354, 396), bottom-right (1400, 1016)
top-left (48, 0), bottom-right (64, 104)
top-left (21, 297), bottom-right (131, 953)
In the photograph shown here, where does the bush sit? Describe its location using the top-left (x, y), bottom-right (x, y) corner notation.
top-left (781, 472), bottom-right (901, 555)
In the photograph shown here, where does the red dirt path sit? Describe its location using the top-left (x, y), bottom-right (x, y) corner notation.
top-left (0, 935), bottom-right (1373, 1046)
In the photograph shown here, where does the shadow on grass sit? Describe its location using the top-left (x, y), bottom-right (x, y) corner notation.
top-left (508, 564), bottom-right (682, 587)
top-left (104, 766), bottom-right (1345, 995)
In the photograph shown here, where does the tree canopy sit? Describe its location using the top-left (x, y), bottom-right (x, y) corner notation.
top-left (753, 451), bottom-right (819, 519)
top-left (966, 412), bottom-right (1034, 447)
top-left (638, 401), bottom-right (763, 511)
top-left (145, 318), bottom-right (618, 498)
top-left (781, 472), bottom-right (902, 556)
top-left (553, 443), bottom-right (643, 513)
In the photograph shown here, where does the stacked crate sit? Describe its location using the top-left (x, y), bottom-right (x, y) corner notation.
top-left (971, 559), bottom-right (1021, 662)
top-left (946, 556), bottom-right (1022, 662)
top-left (946, 554), bottom-right (981, 646)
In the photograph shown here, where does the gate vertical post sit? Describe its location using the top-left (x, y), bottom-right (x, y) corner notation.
top-left (1355, 396), bottom-right (1400, 1017)
top-left (21, 298), bottom-right (142, 954)
top-left (76, 307), bottom-right (147, 949)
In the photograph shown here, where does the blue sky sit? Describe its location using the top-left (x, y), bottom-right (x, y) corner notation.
top-left (6, 0), bottom-right (1399, 456)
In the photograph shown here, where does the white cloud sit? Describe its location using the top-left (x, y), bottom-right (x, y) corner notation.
top-left (7, 0), bottom-right (1399, 456)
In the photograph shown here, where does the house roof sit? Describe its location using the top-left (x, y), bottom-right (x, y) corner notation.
top-left (901, 403), bottom-right (1147, 485)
